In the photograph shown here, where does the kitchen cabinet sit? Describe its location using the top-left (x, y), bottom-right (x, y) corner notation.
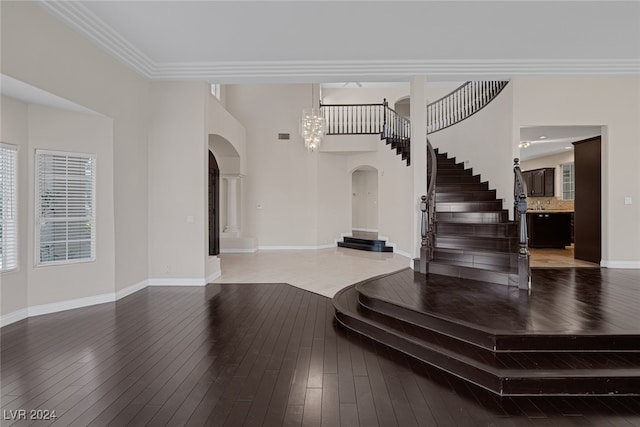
top-left (522, 168), bottom-right (554, 197)
top-left (526, 212), bottom-right (572, 248)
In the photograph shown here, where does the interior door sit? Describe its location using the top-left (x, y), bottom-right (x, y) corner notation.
top-left (209, 151), bottom-right (220, 255)
top-left (573, 137), bottom-right (601, 263)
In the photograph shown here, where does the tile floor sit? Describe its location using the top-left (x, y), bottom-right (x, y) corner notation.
top-left (212, 247), bottom-right (410, 298)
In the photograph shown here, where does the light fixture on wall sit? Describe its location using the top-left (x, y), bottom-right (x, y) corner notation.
top-left (300, 108), bottom-right (326, 152)
top-left (518, 141), bottom-right (531, 149)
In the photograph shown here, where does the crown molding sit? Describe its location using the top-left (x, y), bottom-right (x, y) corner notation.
top-left (37, 0), bottom-right (156, 77)
top-left (38, 1), bottom-right (640, 83)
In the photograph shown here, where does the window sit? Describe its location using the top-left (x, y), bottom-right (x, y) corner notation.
top-left (562, 162), bottom-right (575, 200)
top-left (1, 143), bottom-right (18, 272)
top-left (36, 150), bottom-right (95, 266)
top-left (210, 83), bottom-right (221, 99)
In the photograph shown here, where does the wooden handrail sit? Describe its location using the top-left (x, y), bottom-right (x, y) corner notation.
top-left (418, 139), bottom-right (438, 274)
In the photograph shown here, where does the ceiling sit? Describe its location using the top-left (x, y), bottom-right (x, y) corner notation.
top-left (519, 125), bottom-right (602, 161)
top-left (37, 1), bottom-right (640, 83)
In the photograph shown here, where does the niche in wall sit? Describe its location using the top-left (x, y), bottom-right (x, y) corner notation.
top-left (351, 166), bottom-right (378, 232)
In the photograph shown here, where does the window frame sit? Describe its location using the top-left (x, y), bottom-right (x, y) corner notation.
top-left (561, 162), bottom-right (575, 201)
top-left (1, 142), bottom-right (18, 273)
top-left (35, 149), bottom-right (96, 267)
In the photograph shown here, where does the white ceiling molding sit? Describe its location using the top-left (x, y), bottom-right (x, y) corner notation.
top-left (37, 0), bottom-right (156, 77)
top-left (37, 1), bottom-right (640, 83)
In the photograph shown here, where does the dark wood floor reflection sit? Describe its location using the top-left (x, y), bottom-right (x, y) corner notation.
top-left (2, 281), bottom-right (640, 426)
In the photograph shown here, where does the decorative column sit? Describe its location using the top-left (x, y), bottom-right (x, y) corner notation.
top-left (224, 175), bottom-right (240, 233)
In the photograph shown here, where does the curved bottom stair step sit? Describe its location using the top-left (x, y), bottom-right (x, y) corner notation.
top-left (333, 283), bottom-right (640, 396)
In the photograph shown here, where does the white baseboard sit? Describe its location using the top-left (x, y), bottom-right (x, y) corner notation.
top-left (0, 276), bottom-right (206, 329)
top-left (206, 271), bottom-right (221, 283)
top-left (28, 292), bottom-right (115, 317)
top-left (258, 244), bottom-right (335, 251)
top-left (148, 278), bottom-right (207, 286)
top-left (115, 279), bottom-right (149, 300)
top-left (0, 309), bottom-right (28, 328)
top-left (600, 260), bottom-right (640, 269)
top-left (394, 249), bottom-right (412, 259)
top-left (220, 248), bottom-right (257, 253)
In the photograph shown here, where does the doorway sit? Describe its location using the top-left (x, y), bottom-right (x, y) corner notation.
top-left (518, 126), bottom-right (602, 267)
top-left (351, 167), bottom-right (378, 236)
top-left (209, 150), bottom-right (220, 255)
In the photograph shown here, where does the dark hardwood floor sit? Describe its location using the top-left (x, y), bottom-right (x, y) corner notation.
top-left (2, 276), bottom-right (640, 426)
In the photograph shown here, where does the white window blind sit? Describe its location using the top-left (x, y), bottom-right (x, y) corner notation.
top-left (1, 143), bottom-right (18, 272)
top-left (36, 150), bottom-right (96, 266)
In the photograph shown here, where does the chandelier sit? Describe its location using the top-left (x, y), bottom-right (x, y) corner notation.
top-left (299, 108), bottom-right (327, 152)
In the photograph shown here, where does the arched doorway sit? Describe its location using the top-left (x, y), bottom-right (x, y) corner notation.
top-left (209, 150), bottom-right (220, 255)
top-left (351, 166), bottom-right (379, 233)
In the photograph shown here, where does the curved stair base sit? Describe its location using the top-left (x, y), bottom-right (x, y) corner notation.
top-left (332, 269), bottom-right (640, 397)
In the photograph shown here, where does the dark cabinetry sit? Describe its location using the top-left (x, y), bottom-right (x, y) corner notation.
top-left (527, 212), bottom-right (572, 248)
top-left (522, 168), bottom-right (554, 197)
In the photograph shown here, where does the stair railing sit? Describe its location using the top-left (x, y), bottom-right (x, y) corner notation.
top-left (418, 139), bottom-right (438, 274)
top-left (320, 102), bottom-right (386, 135)
top-left (427, 81), bottom-right (508, 134)
top-left (513, 158), bottom-right (531, 290)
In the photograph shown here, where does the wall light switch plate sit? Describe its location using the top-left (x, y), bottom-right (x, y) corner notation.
top-left (624, 197), bottom-right (633, 205)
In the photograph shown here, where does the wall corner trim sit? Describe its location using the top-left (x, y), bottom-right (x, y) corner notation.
top-left (0, 309), bottom-right (29, 328)
top-left (28, 292), bottom-right (116, 318)
top-left (600, 260), bottom-right (640, 269)
top-left (115, 279), bottom-right (149, 300)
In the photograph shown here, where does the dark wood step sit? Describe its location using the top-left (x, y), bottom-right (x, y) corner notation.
top-left (435, 235), bottom-right (518, 252)
top-left (433, 247), bottom-right (516, 269)
top-left (436, 190), bottom-right (497, 202)
top-left (436, 174), bottom-right (482, 184)
top-left (429, 261), bottom-right (516, 286)
top-left (436, 210), bottom-right (509, 223)
top-left (334, 285), bottom-right (640, 396)
top-left (436, 222), bottom-right (518, 238)
top-left (437, 168), bottom-right (473, 176)
top-left (436, 182), bottom-right (490, 192)
top-left (436, 200), bottom-right (504, 213)
top-left (437, 162), bottom-right (466, 171)
top-left (356, 284), bottom-right (640, 356)
top-left (338, 237), bottom-right (393, 253)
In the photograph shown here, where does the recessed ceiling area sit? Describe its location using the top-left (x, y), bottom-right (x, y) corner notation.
top-left (519, 125), bottom-right (601, 161)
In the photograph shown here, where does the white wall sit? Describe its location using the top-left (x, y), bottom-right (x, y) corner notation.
top-left (429, 83), bottom-right (515, 213)
top-left (225, 84), bottom-right (323, 247)
top-left (147, 82), bottom-right (209, 283)
top-left (512, 77), bottom-right (640, 267)
top-left (224, 84), bottom-right (413, 253)
top-left (0, 97), bottom-right (29, 320)
top-left (0, 97), bottom-right (115, 324)
top-left (2, 1), bottom-right (150, 295)
top-left (27, 105), bottom-right (115, 307)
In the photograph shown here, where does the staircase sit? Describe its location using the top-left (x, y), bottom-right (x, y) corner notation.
top-left (333, 269), bottom-right (640, 397)
top-left (429, 149), bottom-right (519, 286)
